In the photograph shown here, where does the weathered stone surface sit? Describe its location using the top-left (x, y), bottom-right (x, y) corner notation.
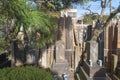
top-left (52, 62), bottom-right (70, 75)
top-left (56, 16), bottom-right (66, 48)
top-left (26, 49), bottom-right (39, 65)
top-left (86, 25), bottom-right (92, 41)
top-left (52, 41), bottom-right (70, 78)
top-left (65, 16), bottom-right (74, 49)
top-left (47, 45), bottom-right (54, 67)
top-left (65, 50), bottom-right (74, 68)
top-left (86, 41), bottom-right (98, 64)
top-left (55, 41), bottom-right (65, 63)
top-left (81, 61), bottom-right (106, 79)
top-left (41, 47), bottom-right (48, 68)
top-left (74, 46), bottom-right (80, 70)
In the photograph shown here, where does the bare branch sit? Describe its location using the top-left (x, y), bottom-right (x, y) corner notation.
top-left (91, 5), bottom-right (120, 41)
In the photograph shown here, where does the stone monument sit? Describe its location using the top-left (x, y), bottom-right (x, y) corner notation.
top-left (86, 41), bottom-right (98, 65)
top-left (55, 41), bottom-right (65, 63)
top-left (52, 40), bottom-right (70, 77)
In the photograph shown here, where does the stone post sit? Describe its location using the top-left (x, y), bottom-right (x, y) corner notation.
top-left (86, 41), bottom-right (98, 65)
top-left (111, 54), bottom-right (118, 74)
top-left (65, 16), bottom-right (74, 69)
top-left (41, 47), bottom-right (48, 68)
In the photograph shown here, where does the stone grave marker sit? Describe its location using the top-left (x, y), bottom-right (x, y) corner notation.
top-left (55, 41), bottom-right (65, 63)
top-left (86, 41), bottom-right (98, 65)
top-left (26, 49), bottom-right (39, 65)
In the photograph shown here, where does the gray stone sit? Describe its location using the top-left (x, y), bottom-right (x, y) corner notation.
top-left (74, 46), bottom-right (80, 70)
top-left (41, 47), bottom-right (48, 68)
top-left (55, 41), bottom-right (65, 63)
top-left (86, 41), bottom-right (98, 64)
top-left (86, 25), bottom-right (92, 41)
top-left (65, 16), bottom-right (74, 49)
top-left (26, 49), bottom-right (38, 65)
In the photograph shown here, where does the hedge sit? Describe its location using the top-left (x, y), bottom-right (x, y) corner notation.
top-left (0, 66), bottom-right (54, 80)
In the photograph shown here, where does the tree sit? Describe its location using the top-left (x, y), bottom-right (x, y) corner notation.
top-left (100, 0), bottom-right (107, 20)
top-left (91, 5), bottom-right (120, 41)
top-left (0, 0), bottom-right (58, 49)
top-left (30, 0), bottom-right (91, 10)
top-left (79, 0), bottom-right (120, 41)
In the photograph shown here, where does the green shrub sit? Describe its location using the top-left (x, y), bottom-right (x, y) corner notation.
top-left (0, 66), bottom-right (54, 80)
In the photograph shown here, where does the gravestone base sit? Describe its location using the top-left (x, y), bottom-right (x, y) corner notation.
top-left (79, 60), bottom-right (106, 80)
top-left (79, 41), bottom-right (106, 79)
top-left (52, 41), bottom-right (70, 77)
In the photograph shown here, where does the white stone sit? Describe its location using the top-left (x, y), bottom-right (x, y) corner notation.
top-left (98, 60), bottom-right (102, 67)
top-left (89, 59), bottom-right (93, 67)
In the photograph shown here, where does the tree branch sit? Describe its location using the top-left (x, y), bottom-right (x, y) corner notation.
top-left (91, 5), bottom-right (120, 41)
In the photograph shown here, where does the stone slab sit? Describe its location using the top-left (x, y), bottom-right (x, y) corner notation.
top-left (55, 41), bottom-right (65, 63)
top-left (111, 54), bottom-right (118, 74)
top-left (86, 41), bottom-right (98, 64)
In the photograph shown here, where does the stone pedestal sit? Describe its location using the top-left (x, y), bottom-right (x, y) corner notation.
top-left (52, 41), bottom-right (70, 76)
top-left (86, 41), bottom-right (98, 65)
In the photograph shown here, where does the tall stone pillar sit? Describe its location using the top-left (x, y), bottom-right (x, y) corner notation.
top-left (65, 16), bottom-right (74, 69)
top-left (48, 45), bottom-right (54, 68)
top-left (86, 41), bottom-right (98, 65)
top-left (57, 17), bottom-right (66, 43)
